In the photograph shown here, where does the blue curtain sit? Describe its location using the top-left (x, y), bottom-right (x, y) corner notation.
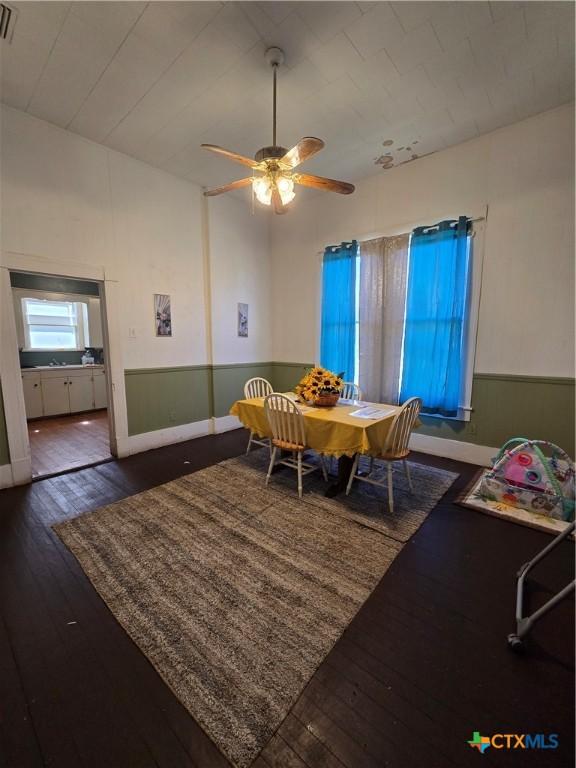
top-left (320, 241), bottom-right (357, 381)
top-left (399, 218), bottom-right (471, 417)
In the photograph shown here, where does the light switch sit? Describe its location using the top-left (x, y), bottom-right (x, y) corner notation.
top-left (128, 327), bottom-right (137, 338)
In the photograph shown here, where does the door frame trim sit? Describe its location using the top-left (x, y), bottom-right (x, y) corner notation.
top-left (0, 250), bottom-right (128, 485)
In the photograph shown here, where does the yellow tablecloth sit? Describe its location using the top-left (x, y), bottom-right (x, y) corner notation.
top-left (230, 397), bottom-right (402, 458)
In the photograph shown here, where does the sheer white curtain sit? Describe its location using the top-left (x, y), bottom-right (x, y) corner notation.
top-left (358, 234), bottom-right (410, 404)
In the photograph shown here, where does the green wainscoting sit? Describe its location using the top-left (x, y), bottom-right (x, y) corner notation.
top-left (415, 374), bottom-right (575, 457)
top-left (0, 381), bottom-right (10, 466)
top-left (270, 362), bottom-right (314, 392)
top-left (213, 361), bottom-right (313, 418)
top-left (212, 363), bottom-right (273, 418)
top-left (125, 366), bottom-right (212, 436)
top-left (123, 365), bottom-right (574, 457)
top-left (2, 364), bottom-right (572, 460)
top-left (1, 364), bottom-right (571, 465)
top-left (124, 361), bottom-right (315, 435)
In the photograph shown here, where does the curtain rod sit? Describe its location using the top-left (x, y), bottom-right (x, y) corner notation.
top-left (360, 215), bottom-right (485, 243)
top-left (317, 216), bottom-right (486, 255)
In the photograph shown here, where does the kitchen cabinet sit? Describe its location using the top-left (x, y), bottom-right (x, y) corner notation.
top-left (93, 371), bottom-right (107, 409)
top-left (21, 373), bottom-right (43, 419)
top-left (68, 374), bottom-right (95, 413)
top-left (41, 376), bottom-right (70, 417)
top-left (22, 366), bottom-right (107, 419)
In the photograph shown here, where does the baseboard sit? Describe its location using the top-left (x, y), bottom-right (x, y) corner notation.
top-left (409, 433), bottom-right (498, 467)
top-left (117, 419), bottom-right (213, 457)
top-left (0, 463), bottom-right (13, 489)
top-left (0, 456), bottom-right (32, 488)
top-left (11, 455), bottom-right (32, 485)
top-left (213, 415), bottom-right (243, 433)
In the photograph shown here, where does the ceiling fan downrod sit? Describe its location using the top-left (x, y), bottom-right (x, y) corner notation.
top-left (265, 47), bottom-right (284, 149)
top-left (273, 59), bottom-right (277, 147)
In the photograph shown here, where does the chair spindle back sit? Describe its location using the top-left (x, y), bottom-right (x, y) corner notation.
top-left (383, 397), bottom-right (422, 457)
top-left (341, 382), bottom-right (363, 401)
top-left (264, 394), bottom-right (307, 449)
top-left (244, 377), bottom-right (273, 399)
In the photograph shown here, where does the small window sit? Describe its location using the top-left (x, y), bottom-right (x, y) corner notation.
top-left (22, 298), bottom-right (88, 351)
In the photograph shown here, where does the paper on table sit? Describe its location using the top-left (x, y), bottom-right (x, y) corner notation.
top-left (349, 406), bottom-right (396, 420)
top-left (279, 392), bottom-right (312, 412)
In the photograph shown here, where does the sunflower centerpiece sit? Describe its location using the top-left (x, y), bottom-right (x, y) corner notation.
top-left (295, 366), bottom-right (344, 407)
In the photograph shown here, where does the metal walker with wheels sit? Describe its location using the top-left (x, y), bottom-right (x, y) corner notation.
top-left (508, 521), bottom-right (575, 652)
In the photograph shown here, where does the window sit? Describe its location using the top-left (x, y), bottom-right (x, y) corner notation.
top-left (22, 298), bottom-right (88, 351)
top-left (399, 218), bottom-right (472, 418)
top-left (319, 217), bottom-right (481, 420)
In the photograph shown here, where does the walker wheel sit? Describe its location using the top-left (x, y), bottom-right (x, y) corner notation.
top-left (507, 634), bottom-right (524, 653)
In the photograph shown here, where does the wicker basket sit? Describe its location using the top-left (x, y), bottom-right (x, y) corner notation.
top-left (313, 392), bottom-right (340, 408)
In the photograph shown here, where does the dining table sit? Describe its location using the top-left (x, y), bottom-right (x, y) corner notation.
top-left (229, 395), bottom-right (403, 497)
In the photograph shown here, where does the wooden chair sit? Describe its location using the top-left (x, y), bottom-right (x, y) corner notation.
top-left (346, 397), bottom-right (422, 513)
top-left (341, 381), bottom-right (363, 401)
top-left (264, 393), bottom-right (328, 498)
top-left (244, 377), bottom-right (273, 454)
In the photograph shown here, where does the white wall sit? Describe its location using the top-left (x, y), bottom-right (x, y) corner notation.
top-left (207, 194), bottom-right (271, 364)
top-left (270, 103), bottom-right (575, 379)
top-left (1, 105), bottom-right (206, 369)
top-left (0, 105), bottom-right (272, 371)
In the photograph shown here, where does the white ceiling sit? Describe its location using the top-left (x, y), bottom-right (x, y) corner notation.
top-left (1, 1), bottom-right (574, 189)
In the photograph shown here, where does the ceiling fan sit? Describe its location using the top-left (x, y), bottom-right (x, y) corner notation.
top-left (201, 47), bottom-right (355, 214)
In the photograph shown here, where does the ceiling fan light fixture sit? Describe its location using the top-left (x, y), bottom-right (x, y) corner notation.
top-left (252, 172), bottom-right (295, 207)
top-left (277, 174), bottom-right (295, 205)
top-left (253, 175), bottom-right (272, 205)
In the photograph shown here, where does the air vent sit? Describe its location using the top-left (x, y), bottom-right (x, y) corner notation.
top-left (0, 3), bottom-right (16, 43)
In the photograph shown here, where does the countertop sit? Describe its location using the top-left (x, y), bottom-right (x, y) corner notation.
top-left (22, 364), bottom-right (105, 371)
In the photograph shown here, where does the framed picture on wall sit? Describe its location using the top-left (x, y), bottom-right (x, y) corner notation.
top-left (154, 294), bottom-right (172, 337)
top-left (238, 302), bottom-right (248, 337)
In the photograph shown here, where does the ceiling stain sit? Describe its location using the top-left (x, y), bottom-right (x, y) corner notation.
top-left (374, 151), bottom-right (430, 170)
top-left (374, 137), bottom-right (431, 170)
top-left (374, 153), bottom-right (394, 168)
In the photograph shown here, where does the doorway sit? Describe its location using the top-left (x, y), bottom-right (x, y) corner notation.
top-left (11, 270), bottom-right (113, 478)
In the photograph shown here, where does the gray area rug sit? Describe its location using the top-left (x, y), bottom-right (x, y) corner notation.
top-left (54, 451), bottom-right (457, 767)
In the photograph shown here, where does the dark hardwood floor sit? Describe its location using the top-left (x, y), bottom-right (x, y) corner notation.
top-left (0, 429), bottom-right (573, 768)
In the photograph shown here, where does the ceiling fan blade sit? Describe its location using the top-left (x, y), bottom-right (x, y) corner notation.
top-left (278, 137), bottom-right (325, 170)
top-left (295, 172), bottom-right (355, 195)
top-left (201, 144), bottom-right (261, 169)
top-left (272, 187), bottom-right (287, 215)
top-left (203, 178), bottom-right (253, 197)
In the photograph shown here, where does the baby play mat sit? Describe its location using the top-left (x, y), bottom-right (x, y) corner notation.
top-left (460, 439), bottom-right (575, 536)
top-left (460, 471), bottom-right (574, 536)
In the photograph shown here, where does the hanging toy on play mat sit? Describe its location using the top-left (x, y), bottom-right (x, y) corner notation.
top-left (479, 439), bottom-right (575, 522)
